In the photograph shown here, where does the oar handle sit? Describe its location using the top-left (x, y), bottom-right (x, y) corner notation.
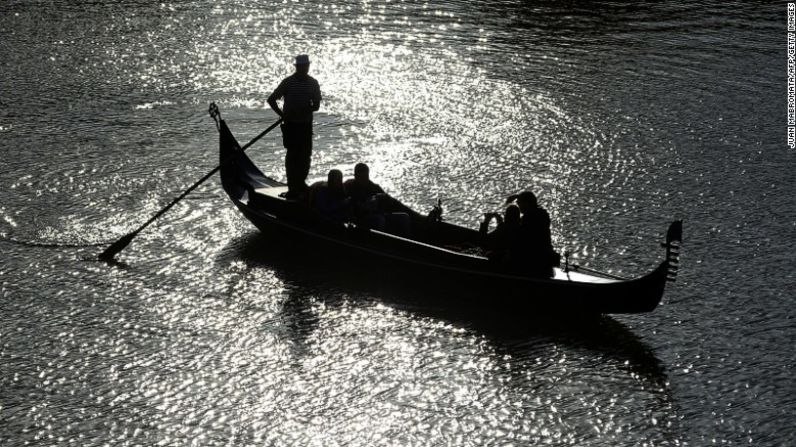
top-left (240, 118), bottom-right (283, 151)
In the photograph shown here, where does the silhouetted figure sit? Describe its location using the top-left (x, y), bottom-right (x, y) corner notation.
top-left (308, 169), bottom-right (350, 224)
top-left (268, 54), bottom-right (322, 199)
top-left (344, 163), bottom-right (386, 228)
top-left (344, 163), bottom-right (385, 203)
top-left (339, 163), bottom-right (413, 235)
top-left (480, 204), bottom-right (522, 262)
top-left (505, 190), bottom-right (558, 277)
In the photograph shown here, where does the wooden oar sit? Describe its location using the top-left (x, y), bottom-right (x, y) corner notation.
top-left (98, 116), bottom-right (282, 263)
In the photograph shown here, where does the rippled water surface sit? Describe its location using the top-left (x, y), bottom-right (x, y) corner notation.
top-left (1, 1), bottom-right (793, 445)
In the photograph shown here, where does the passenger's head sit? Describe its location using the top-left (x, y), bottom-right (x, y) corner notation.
top-left (294, 54), bottom-right (310, 75)
top-left (516, 190), bottom-right (538, 213)
top-left (354, 163), bottom-right (370, 182)
top-left (505, 204), bottom-right (521, 226)
top-left (327, 169), bottom-right (343, 189)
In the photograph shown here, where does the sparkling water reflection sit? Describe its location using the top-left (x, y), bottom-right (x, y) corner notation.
top-left (1, 1), bottom-right (793, 446)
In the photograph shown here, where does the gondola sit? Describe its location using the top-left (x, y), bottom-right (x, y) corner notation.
top-left (213, 108), bottom-right (681, 315)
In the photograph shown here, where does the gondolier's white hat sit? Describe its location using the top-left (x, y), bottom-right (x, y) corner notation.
top-left (294, 54), bottom-right (310, 65)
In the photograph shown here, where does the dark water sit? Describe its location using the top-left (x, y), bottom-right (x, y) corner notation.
top-left (1, 1), bottom-right (793, 445)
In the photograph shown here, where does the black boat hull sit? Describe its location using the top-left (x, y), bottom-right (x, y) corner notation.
top-left (216, 117), bottom-right (678, 314)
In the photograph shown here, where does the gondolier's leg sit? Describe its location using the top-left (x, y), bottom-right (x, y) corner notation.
top-left (283, 123), bottom-right (313, 198)
top-left (297, 147), bottom-right (311, 189)
top-left (285, 148), bottom-right (304, 196)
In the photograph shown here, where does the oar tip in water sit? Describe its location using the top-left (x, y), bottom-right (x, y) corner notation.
top-left (98, 232), bottom-right (137, 263)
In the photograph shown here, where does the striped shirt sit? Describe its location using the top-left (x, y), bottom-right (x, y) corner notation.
top-left (268, 73), bottom-right (322, 123)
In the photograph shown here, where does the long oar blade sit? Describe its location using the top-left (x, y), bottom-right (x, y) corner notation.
top-left (98, 231), bottom-right (138, 262)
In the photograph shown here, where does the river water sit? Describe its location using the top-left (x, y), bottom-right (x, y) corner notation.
top-left (1, 1), bottom-right (793, 445)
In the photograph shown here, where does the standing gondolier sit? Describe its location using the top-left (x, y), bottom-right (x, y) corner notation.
top-left (268, 54), bottom-right (322, 199)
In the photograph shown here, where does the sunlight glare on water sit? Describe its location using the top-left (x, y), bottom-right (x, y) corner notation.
top-left (0, 1), bottom-right (793, 446)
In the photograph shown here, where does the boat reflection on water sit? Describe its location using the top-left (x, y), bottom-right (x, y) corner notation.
top-left (218, 232), bottom-right (670, 393)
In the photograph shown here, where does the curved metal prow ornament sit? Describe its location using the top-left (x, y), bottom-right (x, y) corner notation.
top-left (208, 102), bottom-right (221, 130)
top-left (661, 220), bottom-right (682, 282)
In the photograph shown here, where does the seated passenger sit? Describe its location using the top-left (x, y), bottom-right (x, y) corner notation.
top-left (344, 163), bottom-right (385, 203)
top-left (344, 163), bottom-right (387, 230)
top-left (505, 190), bottom-right (559, 277)
top-left (343, 163), bottom-right (413, 236)
top-left (480, 204), bottom-right (521, 261)
top-left (308, 169), bottom-right (350, 224)
top-left (344, 163), bottom-right (385, 230)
